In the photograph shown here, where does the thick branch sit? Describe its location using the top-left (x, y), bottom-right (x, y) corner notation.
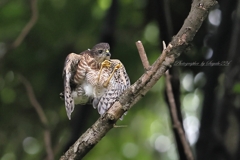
top-left (60, 0), bottom-right (217, 159)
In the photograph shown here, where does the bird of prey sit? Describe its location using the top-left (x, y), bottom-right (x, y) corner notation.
top-left (61, 43), bottom-right (130, 120)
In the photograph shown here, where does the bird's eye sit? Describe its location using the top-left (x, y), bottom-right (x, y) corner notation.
top-left (98, 50), bottom-right (103, 54)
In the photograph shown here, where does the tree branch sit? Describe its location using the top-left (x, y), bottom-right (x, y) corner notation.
top-left (165, 71), bottom-right (194, 160)
top-left (60, 0), bottom-right (217, 159)
top-left (136, 41), bottom-right (150, 70)
top-left (19, 74), bottom-right (54, 160)
top-left (12, 0), bottom-right (38, 48)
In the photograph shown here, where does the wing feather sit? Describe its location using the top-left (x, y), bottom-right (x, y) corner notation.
top-left (63, 53), bottom-right (82, 120)
top-left (94, 59), bottom-right (130, 117)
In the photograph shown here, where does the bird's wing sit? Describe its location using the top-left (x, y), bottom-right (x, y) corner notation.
top-left (62, 53), bottom-right (82, 120)
top-left (93, 59), bottom-right (130, 116)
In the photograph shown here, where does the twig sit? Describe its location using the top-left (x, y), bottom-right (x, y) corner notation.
top-left (162, 41), bottom-right (167, 50)
top-left (44, 130), bottom-right (54, 160)
top-left (165, 71), bottom-right (194, 160)
top-left (60, 0), bottom-right (217, 159)
top-left (19, 75), bottom-right (47, 124)
top-left (136, 41), bottom-right (150, 70)
top-left (19, 74), bottom-right (54, 160)
top-left (12, 0), bottom-right (38, 48)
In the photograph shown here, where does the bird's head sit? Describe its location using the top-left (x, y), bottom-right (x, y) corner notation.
top-left (91, 43), bottom-right (111, 63)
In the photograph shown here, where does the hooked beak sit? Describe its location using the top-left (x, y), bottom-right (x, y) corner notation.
top-left (105, 49), bottom-right (111, 58)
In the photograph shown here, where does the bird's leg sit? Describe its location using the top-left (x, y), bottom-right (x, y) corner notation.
top-left (98, 60), bottom-right (111, 82)
top-left (103, 63), bottom-right (122, 87)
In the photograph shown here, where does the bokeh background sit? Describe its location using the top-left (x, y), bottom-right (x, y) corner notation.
top-left (1, 0), bottom-right (240, 160)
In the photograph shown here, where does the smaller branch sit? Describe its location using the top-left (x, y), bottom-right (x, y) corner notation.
top-left (19, 74), bottom-right (54, 160)
top-left (12, 0), bottom-right (38, 48)
top-left (165, 71), bottom-right (194, 160)
top-left (136, 41), bottom-right (150, 70)
top-left (162, 41), bottom-right (167, 50)
top-left (44, 130), bottom-right (54, 160)
top-left (19, 74), bottom-right (48, 125)
top-left (150, 41), bottom-right (170, 73)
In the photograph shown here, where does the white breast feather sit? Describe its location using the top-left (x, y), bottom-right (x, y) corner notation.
top-left (82, 82), bottom-right (94, 97)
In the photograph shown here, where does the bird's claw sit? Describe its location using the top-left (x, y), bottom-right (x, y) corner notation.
top-left (103, 63), bottom-right (122, 87)
top-left (98, 60), bottom-right (112, 82)
top-left (101, 60), bottom-right (111, 68)
top-left (114, 63), bottom-right (122, 70)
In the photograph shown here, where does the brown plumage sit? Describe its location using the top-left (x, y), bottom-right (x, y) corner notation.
top-left (61, 43), bottom-right (130, 120)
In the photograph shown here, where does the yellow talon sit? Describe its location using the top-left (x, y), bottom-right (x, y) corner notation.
top-left (104, 63), bottom-right (122, 87)
top-left (98, 60), bottom-right (111, 82)
top-left (114, 63), bottom-right (122, 70)
top-left (102, 60), bottom-right (111, 68)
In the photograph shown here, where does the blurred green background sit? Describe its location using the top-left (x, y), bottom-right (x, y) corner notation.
top-left (1, 0), bottom-right (240, 160)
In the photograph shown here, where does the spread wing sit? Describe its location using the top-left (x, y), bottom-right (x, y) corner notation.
top-left (62, 53), bottom-right (83, 120)
top-left (93, 59), bottom-right (130, 116)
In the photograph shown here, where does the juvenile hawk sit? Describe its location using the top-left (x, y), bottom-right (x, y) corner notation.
top-left (61, 43), bottom-right (130, 120)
